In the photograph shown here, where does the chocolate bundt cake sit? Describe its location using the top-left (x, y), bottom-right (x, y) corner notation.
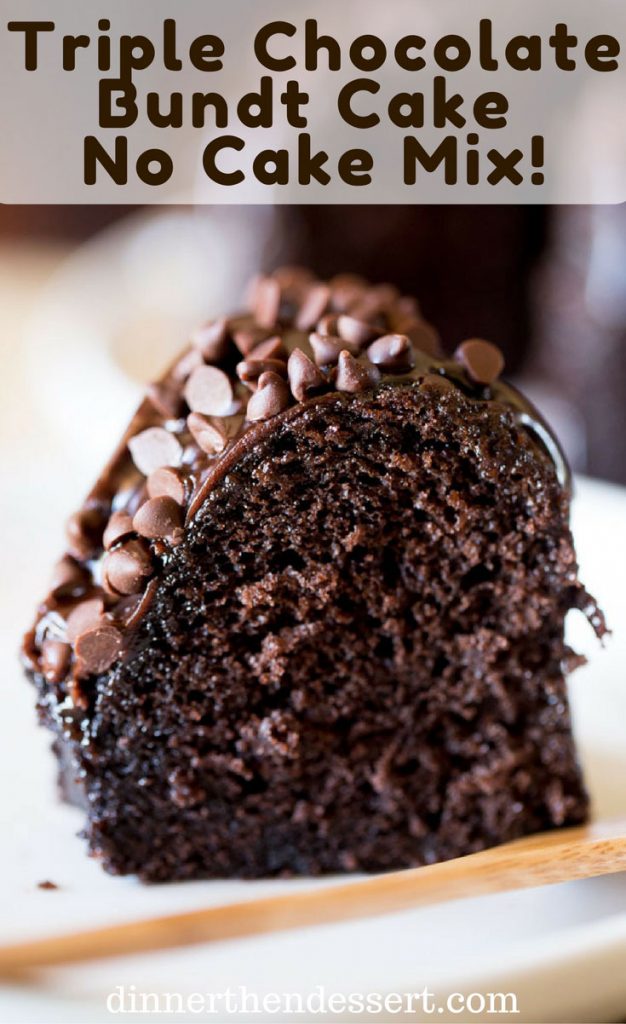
top-left (22, 269), bottom-right (603, 882)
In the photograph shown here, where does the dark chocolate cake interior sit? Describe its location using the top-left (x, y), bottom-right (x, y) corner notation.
top-left (23, 269), bottom-right (603, 881)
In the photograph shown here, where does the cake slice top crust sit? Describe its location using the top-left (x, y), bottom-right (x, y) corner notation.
top-left (23, 267), bottom-right (573, 705)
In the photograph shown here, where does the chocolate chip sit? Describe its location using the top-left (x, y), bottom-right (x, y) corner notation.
top-left (187, 412), bottom-right (233, 455)
top-left (75, 624), bottom-right (122, 676)
top-left (184, 365), bottom-right (235, 417)
top-left (133, 497), bottom-right (183, 542)
top-left (367, 334), bottom-right (415, 373)
top-left (190, 318), bottom-right (230, 363)
top-left (147, 466), bottom-right (189, 505)
top-left (393, 295), bottom-right (421, 320)
top-left (337, 315), bottom-right (380, 348)
top-left (295, 284), bottom-right (331, 331)
top-left (103, 540), bottom-right (153, 596)
top-left (316, 314), bottom-right (339, 337)
top-left (103, 511), bottom-right (135, 550)
top-left (171, 347), bottom-right (204, 382)
top-left (287, 349), bottom-right (327, 403)
top-left (146, 381), bottom-right (184, 419)
top-left (116, 579), bottom-right (158, 630)
top-left (370, 283), bottom-right (400, 311)
top-left (187, 413), bottom-right (227, 455)
top-left (128, 427), bottom-right (183, 477)
top-left (65, 508), bottom-right (105, 561)
top-left (335, 351), bottom-right (381, 394)
top-left (253, 277), bottom-right (281, 329)
top-left (41, 639), bottom-right (71, 684)
top-left (309, 332), bottom-right (359, 366)
top-left (248, 335), bottom-right (287, 361)
top-left (398, 319), bottom-right (442, 357)
top-left (455, 338), bottom-right (505, 385)
top-left (49, 556), bottom-right (90, 594)
top-left (66, 598), bottom-right (105, 643)
top-left (233, 326), bottom-right (272, 356)
top-left (328, 274), bottom-right (366, 312)
top-left (272, 265), bottom-right (314, 293)
top-left (236, 358), bottom-right (287, 390)
top-left (246, 371), bottom-right (290, 422)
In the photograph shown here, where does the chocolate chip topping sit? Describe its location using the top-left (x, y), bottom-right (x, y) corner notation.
top-left (360, 282), bottom-right (400, 315)
top-left (309, 333), bottom-right (359, 366)
top-left (328, 273), bottom-right (366, 312)
top-left (128, 427), bottom-right (183, 476)
top-left (393, 295), bottom-right (421, 320)
top-left (190, 318), bottom-right (230, 363)
top-left (184, 365), bottom-right (235, 417)
top-left (337, 315), bottom-right (380, 349)
top-left (146, 381), bottom-right (185, 419)
top-left (147, 466), bottom-right (189, 505)
top-left (249, 336), bottom-right (287, 361)
top-left (295, 284), bottom-right (331, 331)
top-left (253, 277), bottom-right (281, 329)
top-left (41, 639), bottom-right (71, 684)
top-left (187, 413), bottom-right (230, 455)
top-left (399, 319), bottom-right (442, 358)
top-left (273, 265), bottom-right (314, 291)
top-left (27, 267), bottom-right (563, 698)
top-left (103, 540), bottom-right (153, 596)
top-left (50, 556), bottom-right (90, 594)
top-left (74, 624), bottom-right (122, 676)
top-left (133, 497), bottom-right (184, 542)
top-left (455, 338), bottom-right (505, 385)
top-left (103, 511), bottom-right (135, 550)
top-left (233, 326), bottom-right (272, 357)
top-left (66, 508), bottom-right (104, 561)
top-left (335, 351), bottom-right (381, 394)
top-left (66, 598), bottom-right (105, 643)
top-left (171, 347), bottom-right (204, 382)
top-left (246, 371), bottom-right (290, 422)
top-left (367, 334), bottom-right (415, 373)
top-left (316, 314), bottom-right (340, 337)
top-left (287, 349), bottom-right (327, 403)
top-left (236, 358), bottom-right (288, 390)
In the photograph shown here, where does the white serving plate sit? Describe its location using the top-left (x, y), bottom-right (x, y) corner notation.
top-left (3, 468), bottom-right (625, 1024)
top-left (1, 238), bottom-right (625, 1023)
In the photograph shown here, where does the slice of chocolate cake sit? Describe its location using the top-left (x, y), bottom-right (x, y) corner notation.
top-left (22, 269), bottom-right (603, 882)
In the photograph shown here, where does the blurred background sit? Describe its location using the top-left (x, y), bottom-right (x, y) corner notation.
top-left (0, 202), bottom-right (625, 483)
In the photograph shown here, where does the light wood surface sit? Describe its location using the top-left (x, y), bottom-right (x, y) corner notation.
top-left (0, 817), bottom-right (625, 976)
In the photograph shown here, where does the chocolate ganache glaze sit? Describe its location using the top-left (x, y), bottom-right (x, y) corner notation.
top-left (22, 267), bottom-right (573, 715)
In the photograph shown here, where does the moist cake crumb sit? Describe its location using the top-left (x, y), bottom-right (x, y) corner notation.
top-left (21, 269), bottom-right (603, 881)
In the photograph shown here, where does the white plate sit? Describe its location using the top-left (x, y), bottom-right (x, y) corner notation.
top-left (1, 263), bottom-right (626, 1020)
